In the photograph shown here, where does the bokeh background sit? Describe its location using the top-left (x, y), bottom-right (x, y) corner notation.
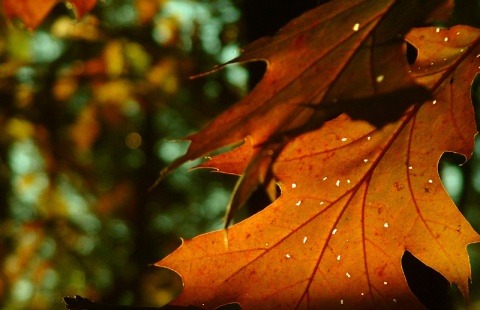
top-left (0, 1), bottom-right (479, 309)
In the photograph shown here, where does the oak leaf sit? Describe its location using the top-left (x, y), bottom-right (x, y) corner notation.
top-left (2, 0), bottom-right (97, 30)
top-left (156, 16), bottom-right (480, 310)
top-left (158, 0), bottom-right (446, 225)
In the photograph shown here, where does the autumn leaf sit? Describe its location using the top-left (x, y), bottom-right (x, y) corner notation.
top-left (157, 0), bottom-right (446, 225)
top-left (156, 23), bottom-right (480, 309)
top-left (2, 0), bottom-right (97, 30)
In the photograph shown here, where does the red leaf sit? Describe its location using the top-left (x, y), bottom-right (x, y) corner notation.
top-left (69, 0), bottom-right (97, 20)
top-left (157, 0), bottom-right (443, 224)
top-left (2, 0), bottom-right (57, 30)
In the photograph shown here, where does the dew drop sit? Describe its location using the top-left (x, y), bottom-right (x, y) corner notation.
top-left (367, 136), bottom-right (371, 140)
top-left (291, 183), bottom-right (297, 188)
top-left (476, 54), bottom-right (480, 58)
top-left (393, 299), bottom-right (397, 303)
top-left (341, 137), bottom-right (347, 142)
top-left (337, 255), bottom-right (341, 261)
top-left (332, 228), bottom-right (338, 235)
top-left (456, 31), bottom-right (461, 35)
top-left (323, 177), bottom-right (328, 181)
top-left (320, 201), bottom-right (324, 205)
top-left (353, 23), bottom-right (360, 31)
top-left (444, 37), bottom-right (449, 42)
top-left (286, 254), bottom-right (291, 258)
top-left (336, 180), bottom-right (340, 186)
top-left (435, 27), bottom-right (440, 33)
top-left (361, 293), bottom-right (364, 296)
top-left (384, 223), bottom-right (389, 228)
top-left (428, 179), bottom-right (433, 183)
top-left (460, 48), bottom-right (464, 52)
top-left (364, 159), bottom-right (369, 163)
top-left (408, 166), bottom-right (413, 170)
top-left (384, 281), bottom-right (388, 285)
top-left (346, 272), bottom-right (351, 278)
top-left (432, 100), bottom-right (437, 105)
top-left (296, 200), bottom-right (302, 206)
top-left (376, 75), bottom-right (384, 83)
top-left (347, 179), bottom-right (351, 184)
top-left (303, 236), bottom-right (307, 243)
top-left (265, 243), bottom-right (269, 246)
top-left (340, 299), bottom-right (344, 305)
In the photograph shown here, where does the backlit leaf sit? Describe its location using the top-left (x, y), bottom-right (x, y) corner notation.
top-left (156, 21), bottom-right (480, 310)
top-left (158, 0), bottom-right (442, 225)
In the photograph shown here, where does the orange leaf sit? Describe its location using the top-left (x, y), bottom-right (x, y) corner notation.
top-left (1, 0), bottom-right (97, 30)
top-left (157, 0), bottom-right (444, 224)
top-left (156, 25), bottom-right (480, 309)
top-left (2, 0), bottom-right (57, 30)
top-left (195, 136), bottom-right (254, 176)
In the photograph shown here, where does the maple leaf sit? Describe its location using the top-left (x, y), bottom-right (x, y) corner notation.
top-left (156, 0), bottom-right (447, 225)
top-left (2, 0), bottom-right (97, 30)
top-left (156, 23), bottom-right (480, 309)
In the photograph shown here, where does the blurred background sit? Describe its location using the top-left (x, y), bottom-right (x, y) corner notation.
top-left (0, 0), bottom-right (479, 309)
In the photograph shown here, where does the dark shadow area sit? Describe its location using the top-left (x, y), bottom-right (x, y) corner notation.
top-left (402, 251), bottom-right (463, 310)
top-left (406, 41), bottom-right (418, 65)
top-left (242, 0), bottom-right (323, 89)
top-left (216, 303), bottom-right (242, 310)
top-left (339, 86), bottom-right (431, 127)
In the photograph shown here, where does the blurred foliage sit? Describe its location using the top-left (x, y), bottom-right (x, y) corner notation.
top-left (0, 0), bottom-right (479, 309)
top-left (0, 0), bottom-right (246, 308)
